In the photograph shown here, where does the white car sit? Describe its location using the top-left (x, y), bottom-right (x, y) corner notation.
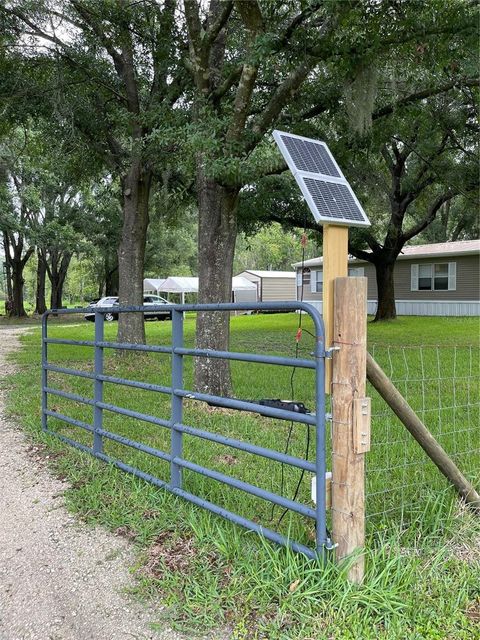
top-left (84, 295), bottom-right (172, 322)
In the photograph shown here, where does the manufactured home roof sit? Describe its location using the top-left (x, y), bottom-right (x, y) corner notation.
top-left (241, 270), bottom-right (296, 279)
top-left (292, 239), bottom-right (480, 268)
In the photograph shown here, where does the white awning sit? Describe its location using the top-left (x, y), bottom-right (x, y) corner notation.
top-left (144, 277), bottom-right (199, 293)
top-left (144, 276), bottom-right (256, 294)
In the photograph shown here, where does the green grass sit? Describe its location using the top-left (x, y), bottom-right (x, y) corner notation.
top-left (5, 313), bottom-right (480, 639)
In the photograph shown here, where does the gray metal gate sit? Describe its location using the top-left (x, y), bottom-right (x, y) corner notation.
top-left (42, 302), bottom-right (331, 559)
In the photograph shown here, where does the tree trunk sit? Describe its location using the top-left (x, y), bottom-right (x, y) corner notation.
top-left (374, 260), bottom-right (397, 321)
top-left (35, 250), bottom-right (47, 315)
top-left (195, 167), bottom-right (239, 396)
top-left (3, 232), bottom-right (33, 317)
top-left (49, 252), bottom-right (71, 309)
top-left (11, 259), bottom-right (27, 317)
top-left (105, 254), bottom-right (119, 296)
top-left (117, 162), bottom-right (151, 344)
top-left (50, 279), bottom-right (63, 309)
top-left (2, 233), bottom-right (13, 314)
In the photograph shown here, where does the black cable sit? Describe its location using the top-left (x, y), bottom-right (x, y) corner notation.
top-left (273, 223), bottom-right (333, 543)
top-left (271, 218), bottom-right (311, 525)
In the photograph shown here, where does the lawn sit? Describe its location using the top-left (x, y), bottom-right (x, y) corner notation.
top-left (5, 313), bottom-right (480, 639)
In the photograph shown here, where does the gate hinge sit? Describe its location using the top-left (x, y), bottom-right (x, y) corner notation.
top-left (325, 346), bottom-right (340, 359)
top-left (324, 538), bottom-right (337, 551)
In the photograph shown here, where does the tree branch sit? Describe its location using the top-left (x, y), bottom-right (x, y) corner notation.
top-left (226, 2), bottom-right (264, 143)
top-left (70, 1), bottom-right (125, 77)
top-left (278, 1), bottom-right (324, 49)
top-left (209, 64), bottom-right (243, 100)
top-left (4, 6), bottom-right (68, 50)
top-left (183, 0), bottom-right (203, 57)
top-left (401, 192), bottom-right (457, 242)
top-left (248, 61), bottom-right (312, 147)
top-left (373, 77), bottom-right (480, 120)
top-left (348, 245), bottom-right (375, 263)
top-left (71, 1), bottom-right (141, 116)
top-left (204, 0), bottom-right (234, 50)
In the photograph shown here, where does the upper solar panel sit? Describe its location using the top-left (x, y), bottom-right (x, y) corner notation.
top-left (272, 130), bottom-right (370, 228)
top-left (280, 134), bottom-right (341, 177)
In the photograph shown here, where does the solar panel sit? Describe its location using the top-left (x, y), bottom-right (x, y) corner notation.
top-left (280, 135), bottom-right (341, 177)
top-left (301, 178), bottom-right (366, 224)
top-left (272, 130), bottom-right (370, 228)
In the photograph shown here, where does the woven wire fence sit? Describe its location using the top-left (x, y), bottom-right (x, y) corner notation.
top-left (365, 345), bottom-right (480, 525)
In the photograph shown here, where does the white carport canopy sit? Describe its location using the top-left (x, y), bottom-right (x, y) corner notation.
top-left (143, 276), bottom-right (256, 304)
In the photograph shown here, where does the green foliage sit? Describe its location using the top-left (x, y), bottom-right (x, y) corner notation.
top-left (234, 223), bottom-right (319, 273)
top-left (145, 202), bottom-right (198, 278)
top-left (1, 0), bottom-right (478, 315)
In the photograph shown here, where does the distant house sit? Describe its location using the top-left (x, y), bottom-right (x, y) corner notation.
top-left (235, 270), bottom-right (296, 303)
top-left (292, 240), bottom-right (480, 317)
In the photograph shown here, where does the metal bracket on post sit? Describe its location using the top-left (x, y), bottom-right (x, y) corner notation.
top-left (170, 309), bottom-right (184, 489)
top-left (93, 311), bottom-right (104, 454)
top-left (325, 346), bottom-right (340, 359)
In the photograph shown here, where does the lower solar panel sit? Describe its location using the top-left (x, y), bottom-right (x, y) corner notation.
top-left (299, 176), bottom-right (370, 227)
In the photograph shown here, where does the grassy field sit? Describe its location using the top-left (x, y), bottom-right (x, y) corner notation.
top-left (5, 313), bottom-right (480, 639)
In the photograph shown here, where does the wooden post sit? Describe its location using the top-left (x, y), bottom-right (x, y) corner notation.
top-left (367, 353), bottom-right (480, 510)
top-left (322, 225), bottom-right (348, 392)
top-left (331, 276), bottom-right (368, 583)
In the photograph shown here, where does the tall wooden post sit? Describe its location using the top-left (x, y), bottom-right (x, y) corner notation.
top-left (331, 276), bottom-right (368, 583)
top-left (323, 225), bottom-right (348, 392)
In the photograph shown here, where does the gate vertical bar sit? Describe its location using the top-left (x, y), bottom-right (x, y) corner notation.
top-left (93, 310), bottom-right (105, 454)
top-left (315, 324), bottom-right (328, 554)
top-left (41, 313), bottom-right (48, 431)
top-left (170, 309), bottom-right (184, 488)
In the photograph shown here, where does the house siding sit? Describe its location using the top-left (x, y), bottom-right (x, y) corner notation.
top-left (239, 272), bottom-right (261, 299)
top-left (394, 254), bottom-right (479, 301)
top-left (262, 277), bottom-right (296, 302)
top-left (238, 271), bottom-right (296, 302)
top-left (296, 264), bottom-right (377, 301)
top-left (296, 253), bottom-right (480, 316)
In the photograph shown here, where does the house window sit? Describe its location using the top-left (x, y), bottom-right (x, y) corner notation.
top-left (418, 264), bottom-right (433, 290)
top-left (297, 268), bottom-right (311, 287)
top-left (311, 270), bottom-right (323, 293)
top-left (348, 267), bottom-right (365, 277)
top-left (300, 267), bottom-right (310, 287)
top-left (434, 263), bottom-right (449, 290)
top-left (411, 262), bottom-right (456, 291)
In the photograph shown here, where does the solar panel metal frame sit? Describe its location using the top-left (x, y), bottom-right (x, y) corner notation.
top-left (273, 130), bottom-right (371, 228)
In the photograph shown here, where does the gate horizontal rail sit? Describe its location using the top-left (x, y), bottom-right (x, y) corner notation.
top-left (42, 301), bottom-right (330, 559)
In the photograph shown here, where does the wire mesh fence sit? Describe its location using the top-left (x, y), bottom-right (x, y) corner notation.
top-left (365, 345), bottom-right (480, 525)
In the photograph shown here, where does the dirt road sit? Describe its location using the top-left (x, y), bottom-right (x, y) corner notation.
top-left (0, 327), bottom-right (183, 640)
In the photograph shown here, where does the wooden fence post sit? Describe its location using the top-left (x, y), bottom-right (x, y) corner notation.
top-left (331, 277), bottom-right (368, 583)
top-left (323, 224), bottom-right (348, 392)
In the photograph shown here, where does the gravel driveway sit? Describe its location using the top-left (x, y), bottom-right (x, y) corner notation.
top-left (0, 326), bottom-right (188, 640)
